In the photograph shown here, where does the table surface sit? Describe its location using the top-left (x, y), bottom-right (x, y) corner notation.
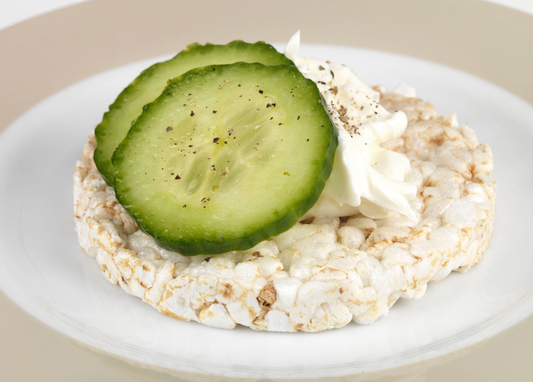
top-left (2, 0), bottom-right (533, 30)
top-left (1, 0), bottom-right (532, 381)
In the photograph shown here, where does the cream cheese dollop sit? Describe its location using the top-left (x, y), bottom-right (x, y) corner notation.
top-left (285, 31), bottom-right (417, 221)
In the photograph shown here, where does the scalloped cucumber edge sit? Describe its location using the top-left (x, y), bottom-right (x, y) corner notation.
top-left (112, 63), bottom-right (337, 256)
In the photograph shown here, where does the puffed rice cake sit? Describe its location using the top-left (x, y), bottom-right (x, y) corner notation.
top-left (73, 89), bottom-right (496, 332)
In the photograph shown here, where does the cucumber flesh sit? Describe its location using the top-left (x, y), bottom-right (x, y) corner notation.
top-left (94, 41), bottom-right (294, 185)
top-left (112, 63), bottom-right (337, 256)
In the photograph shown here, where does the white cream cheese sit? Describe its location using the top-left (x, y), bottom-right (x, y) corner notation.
top-left (285, 31), bottom-right (417, 221)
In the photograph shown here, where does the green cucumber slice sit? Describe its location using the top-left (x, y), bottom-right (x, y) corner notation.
top-left (94, 41), bottom-right (294, 185)
top-left (112, 63), bottom-right (337, 256)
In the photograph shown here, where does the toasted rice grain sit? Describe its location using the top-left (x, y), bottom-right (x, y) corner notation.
top-left (73, 90), bottom-right (496, 332)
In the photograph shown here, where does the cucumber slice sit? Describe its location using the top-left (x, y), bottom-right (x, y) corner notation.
top-left (113, 63), bottom-right (337, 256)
top-left (94, 41), bottom-right (294, 185)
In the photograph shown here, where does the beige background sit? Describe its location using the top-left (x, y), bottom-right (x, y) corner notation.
top-left (1, 0), bottom-right (532, 380)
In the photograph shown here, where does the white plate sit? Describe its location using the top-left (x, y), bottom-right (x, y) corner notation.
top-left (0, 44), bottom-right (532, 380)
